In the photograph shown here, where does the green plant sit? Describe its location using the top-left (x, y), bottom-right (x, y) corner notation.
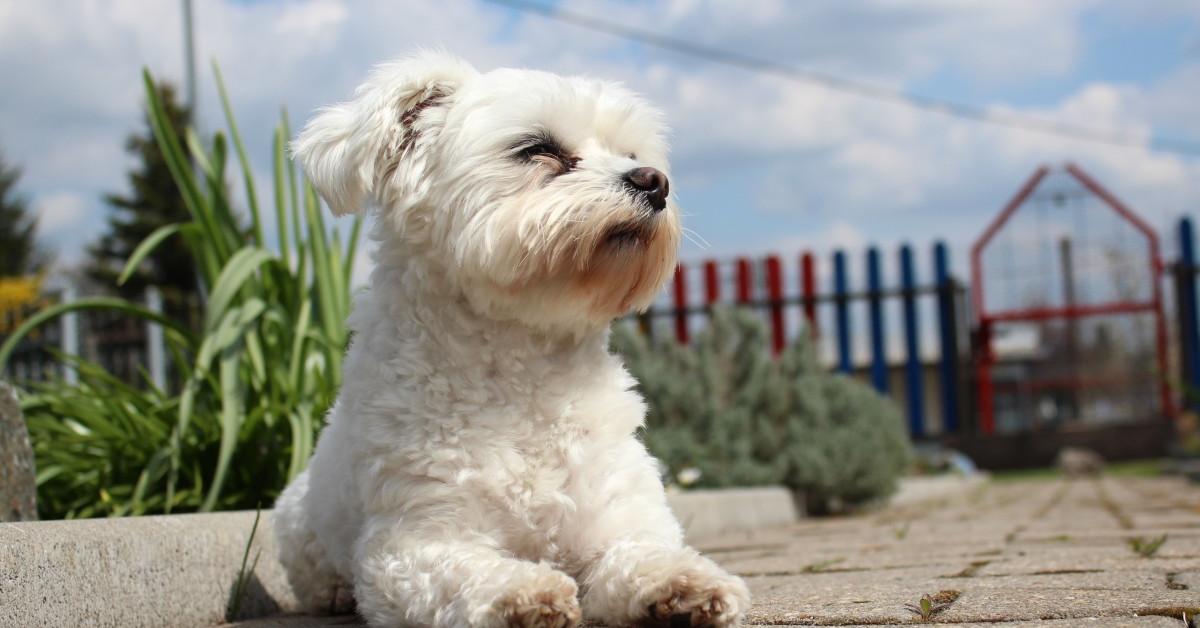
top-left (228, 508), bottom-right (263, 620)
top-left (903, 590), bottom-right (959, 622)
top-left (801, 558), bottom-right (844, 573)
top-left (0, 64), bottom-right (361, 518)
top-left (1128, 534), bottom-right (1168, 558)
top-left (612, 306), bottom-right (913, 513)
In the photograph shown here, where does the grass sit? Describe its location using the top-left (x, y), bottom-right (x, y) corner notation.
top-left (227, 507), bottom-right (263, 620)
top-left (989, 458), bottom-right (1165, 483)
top-left (0, 64), bottom-right (361, 518)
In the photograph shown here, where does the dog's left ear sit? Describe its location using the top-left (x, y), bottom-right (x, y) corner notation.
top-left (292, 52), bottom-right (477, 216)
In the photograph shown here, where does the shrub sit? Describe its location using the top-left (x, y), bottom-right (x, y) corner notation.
top-left (0, 66), bottom-right (360, 518)
top-left (612, 306), bottom-right (913, 512)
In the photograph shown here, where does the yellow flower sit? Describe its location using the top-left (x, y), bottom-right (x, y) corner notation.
top-left (0, 275), bottom-right (44, 333)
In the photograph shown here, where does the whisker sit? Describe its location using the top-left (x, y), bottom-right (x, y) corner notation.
top-left (681, 227), bottom-right (710, 250)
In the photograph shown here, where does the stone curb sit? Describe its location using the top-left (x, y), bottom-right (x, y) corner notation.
top-left (0, 486), bottom-right (802, 627)
top-left (889, 472), bottom-right (989, 507)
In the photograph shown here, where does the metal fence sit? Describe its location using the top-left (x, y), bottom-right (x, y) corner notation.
top-left (6, 216), bottom-right (1200, 457)
top-left (636, 243), bottom-right (970, 440)
top-left (1, 287), bottom-right (189, 389)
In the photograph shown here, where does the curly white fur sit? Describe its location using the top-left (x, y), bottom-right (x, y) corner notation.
top-left (274, 52), bottom-right (750, 628)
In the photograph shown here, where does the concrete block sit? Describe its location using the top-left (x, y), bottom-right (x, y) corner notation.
top-left (667, 486), bottom-right (802, 541)
top-left (0, 380), bottom-right (37, 521)
top-left (0, 510), bottom-right (298, 628)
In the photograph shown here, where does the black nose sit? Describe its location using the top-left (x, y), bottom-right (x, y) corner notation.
top-left (623, 167), bottom-right (669, 212)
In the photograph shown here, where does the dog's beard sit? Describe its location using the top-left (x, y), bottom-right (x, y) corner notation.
top-left (571, 214), bottom-right (680, 319)
top-left (466, 196), bottom-right (680, 326)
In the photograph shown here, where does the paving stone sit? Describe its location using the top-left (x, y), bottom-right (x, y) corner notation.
top-left (223, 617), bottom-right (364, 627)
top-left (742, 568), bottom-right (958, 624)
top-left (225, 617), bottom-right (1192, 628)
top-left (938, 587), bottom-right (1199, 623)
top-left (796, 620), bottom-right (1186, 628)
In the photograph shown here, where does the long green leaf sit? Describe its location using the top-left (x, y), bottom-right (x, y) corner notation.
top-left (212, 61), bottom-right (264, 247)
top-left (0, 298), bottom-right (191, 370)
top-left (273, 124), bottom-right (291, 268)
top-left (117, 223), bottom-right (186, 286)
top-left (204, 247), bottom-right (273, 331)
top-left (202, 345), bottom-right (245, 511)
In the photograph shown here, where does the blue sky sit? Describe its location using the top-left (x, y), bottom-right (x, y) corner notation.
top-left (1, 0), bottom-right (1198, 301)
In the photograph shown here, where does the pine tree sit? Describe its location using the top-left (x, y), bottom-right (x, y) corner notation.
top-left (88, 82), bottom-right (197, 301)
top-left (0, 154), bottom-right (42, 277)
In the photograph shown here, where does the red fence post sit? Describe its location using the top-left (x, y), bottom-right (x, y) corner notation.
top-left (704, 260), bottom-right (720, 306)
top-left (736, 258), bottom-right (753, 304)
top-left (765, 255), bottom-right (785, 355)
top-left (673, 264), bottom-right (689, 344)
top-left (801, 252), bottom-right (818, 338)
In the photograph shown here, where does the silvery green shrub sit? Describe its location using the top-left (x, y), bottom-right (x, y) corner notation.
top-left (612, 306), bottom-right (912, 512)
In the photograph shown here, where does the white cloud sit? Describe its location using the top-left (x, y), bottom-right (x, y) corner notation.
top-left (36, 192), bottom-right (88, 233)
top-left (0, 0), bottom-right (1197, 284)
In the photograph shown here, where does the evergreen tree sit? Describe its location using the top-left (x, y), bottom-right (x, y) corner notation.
top-left (89, 82), bottom-right (197, 301)
top-left (0, 153), bottom-right (43, 276)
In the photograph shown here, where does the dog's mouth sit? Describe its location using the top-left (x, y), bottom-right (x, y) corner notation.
top-left (602, 220), bottom-right (654, 249)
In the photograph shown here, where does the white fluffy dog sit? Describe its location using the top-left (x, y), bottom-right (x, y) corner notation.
top-left (273, 52), bottom-right (750, 628)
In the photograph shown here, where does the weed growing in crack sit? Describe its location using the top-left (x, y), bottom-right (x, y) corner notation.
top-left (228, 507), bottom-right (263, 621)
top-left (904, 590), bottom-right (960, 622)
top-left (801, 558), bottom-right (844, 573)
top-left (1127, 534), bottom-right (1168, 558)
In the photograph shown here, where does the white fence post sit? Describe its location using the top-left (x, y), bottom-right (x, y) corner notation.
top-left (60, 287), bottom-right (78, 385)
top-left (146, 286), bottom-right (167, 390)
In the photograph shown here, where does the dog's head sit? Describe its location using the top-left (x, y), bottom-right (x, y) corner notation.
top-left (294, 52), bottom-right (680, 331)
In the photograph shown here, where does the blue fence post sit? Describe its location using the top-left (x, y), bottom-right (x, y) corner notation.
top-left (899, 244), bottom-right (925, 437)
top-left (1177, 218), bottom-right (1200, 408)
top-left (833, 250), bottom-right (852, 374)
top-left (934, 241), bottom-right (960, 434)
top-left (867, 246), bottom-right (888, 392)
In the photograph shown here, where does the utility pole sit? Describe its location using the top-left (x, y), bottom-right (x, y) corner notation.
top-left (182, 0), bottom-right (197, 114)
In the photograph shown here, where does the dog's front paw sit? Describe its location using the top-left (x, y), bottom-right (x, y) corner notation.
top-left (493, 572), bottom-right (582, 628)
top-left (584, 546), bottom-right (749, 628)
top-left (637, 563), bottom-right (748, 628)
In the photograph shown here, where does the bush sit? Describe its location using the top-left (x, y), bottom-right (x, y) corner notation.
top-left (0, 66), bottom-right (360, 518)
top-left (612, 306), bottom-right (913, 513)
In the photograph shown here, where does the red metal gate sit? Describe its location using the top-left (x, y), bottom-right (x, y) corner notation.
top-left (970, 164), bottom-right (1172, 435)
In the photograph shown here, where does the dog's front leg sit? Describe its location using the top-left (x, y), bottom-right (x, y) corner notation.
top-left (354, 518), bottom-right (582, 628)
top-left (568, 442), bottom-right (750, 627)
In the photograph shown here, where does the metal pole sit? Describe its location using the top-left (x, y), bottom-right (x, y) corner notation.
top-left (900, 244), bottom-right (924, 437)
top-left (765, 255), bottom-right (785, 355)
top-left (60, 287), bottom-right (78, 385)
top-left (146, 286), bottom-right (167, 390)
top-left (182, 0), bottom-right (196, 113)
top-left (934, 242), bottom-right (961, 434)
top-left (833, 250), bottom-right (852, 374)
top-left (867, 246), bottom-right (888, 393)
top-left (673, 264), bottom-right (689, 344)
top-left (1177, 218), bottom-right (1200, 409)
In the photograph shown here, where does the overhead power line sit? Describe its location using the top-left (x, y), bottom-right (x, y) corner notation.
top-left (482, 0), bottom-right (1200, 158)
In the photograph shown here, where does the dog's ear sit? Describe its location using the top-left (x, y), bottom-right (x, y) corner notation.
top-left (292, 52), bottom-right (477, 216)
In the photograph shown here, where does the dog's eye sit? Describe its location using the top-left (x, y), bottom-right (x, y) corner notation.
top-left (513, 136), bottom-right (578, 173)
top-left (518, 142), bottom-right (561, 160)
top-left (627, 152), bottom-right (637, 160)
